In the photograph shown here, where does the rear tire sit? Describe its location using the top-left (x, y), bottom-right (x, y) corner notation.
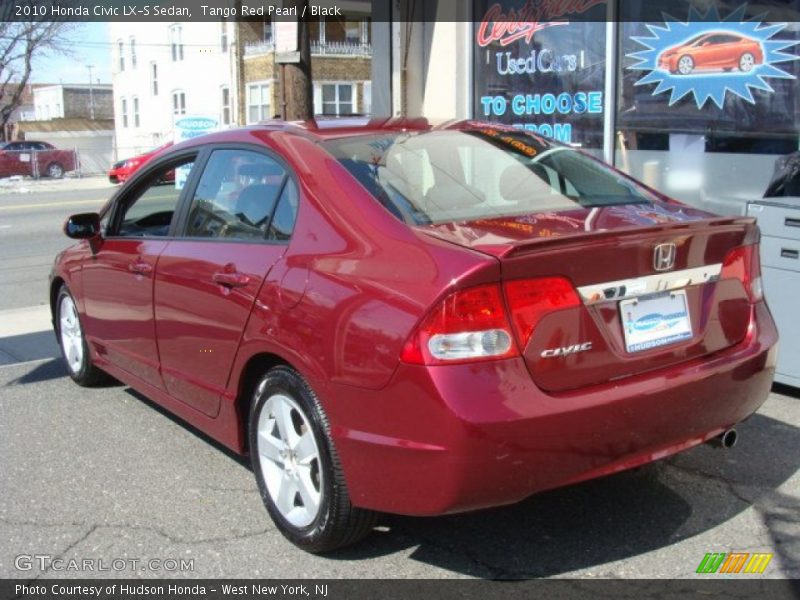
top-left (56, 286), bottom-right (108, 386)
top-left (739, 52), bottom-right (756, 73)
top-left (249, 366), bottom-right (377, 552)
top-left (46, 162), bottom-right (65, 178)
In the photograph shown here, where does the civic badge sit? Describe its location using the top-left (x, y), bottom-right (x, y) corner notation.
top-left (653, 243), bottom-right (677, 272)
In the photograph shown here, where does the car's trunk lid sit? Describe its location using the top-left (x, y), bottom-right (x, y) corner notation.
top-left (417, 203), bottom-right (757, 392)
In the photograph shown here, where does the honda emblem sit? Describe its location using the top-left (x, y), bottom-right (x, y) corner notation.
top-left (653, 243), bottom-right (677, 272)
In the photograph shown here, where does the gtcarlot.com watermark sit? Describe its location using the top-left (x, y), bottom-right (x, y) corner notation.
top-left (15, 554), bottom-right (195, 573)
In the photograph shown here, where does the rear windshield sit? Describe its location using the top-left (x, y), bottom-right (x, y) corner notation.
top-left (322, 128), bottom-right (657, 225)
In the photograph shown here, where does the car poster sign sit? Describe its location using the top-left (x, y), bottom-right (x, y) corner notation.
top-left (627, 5), bottom-right (800, 109)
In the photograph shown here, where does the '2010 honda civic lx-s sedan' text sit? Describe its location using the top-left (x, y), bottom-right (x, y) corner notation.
top-left (50, 118), bottom-right (778, 552)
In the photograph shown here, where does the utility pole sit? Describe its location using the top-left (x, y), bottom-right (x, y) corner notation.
top-left (281, 0), bottom-right (312, 120)
top-left (86, 64), bottom-right (95, 119)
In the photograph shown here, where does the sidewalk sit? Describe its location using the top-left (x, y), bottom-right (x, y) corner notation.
top-left (0, 305), bottom-right (58, 365)
top-left (0, 174), bottom-right (113, 195)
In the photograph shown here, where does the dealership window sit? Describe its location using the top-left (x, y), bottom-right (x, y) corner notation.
top-left (170, 24), bottom-right (184, 61)
top-left (315, 83), bottom-right (356, 115)
top-left (172, 91), bottom-right (186, 116)
top-left (120, 98), bottom-right (128, 128)
top-left (150, 62), bottom-right (158, 95)
top-left (614, 0), bottom-right (800, 215)
top-left (247, 82), bottom-right (270, 124)
top-left (117, 40), bottom-right (124, 71)
top-left (472, 0), bottom-right (607, 150)
top-left (130, 37), bottom-right (137, 69)
top-left (132, 96), bottom-right (140, 127)
top-left (221, 86), bottom-right (231, 126)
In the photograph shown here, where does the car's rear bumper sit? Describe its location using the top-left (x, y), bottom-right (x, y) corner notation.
top-left (327, 302), bottom-right (777, 515)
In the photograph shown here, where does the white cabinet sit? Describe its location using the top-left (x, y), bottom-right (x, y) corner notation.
top-left (748, 199), bottom-right (800, 387)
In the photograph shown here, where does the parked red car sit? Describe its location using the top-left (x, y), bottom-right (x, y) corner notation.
top-left (51, 119), bottom-right (777, 552)
top-left (108, 141), bottom-right (173, 184)
top-left (659, 32), bottom-right (764, 75)
top-left (0, 140), bottom-right (76, 178)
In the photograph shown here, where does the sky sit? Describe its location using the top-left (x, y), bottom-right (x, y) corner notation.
top-left (30, 22), bottom-right (112, 85)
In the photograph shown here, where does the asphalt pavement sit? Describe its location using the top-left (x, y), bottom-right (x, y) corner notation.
top-left (0, 180), bottom-right (798, 579)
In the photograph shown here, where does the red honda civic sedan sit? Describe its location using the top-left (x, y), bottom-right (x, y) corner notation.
top-left (51, 118), bottom-right (777, 552)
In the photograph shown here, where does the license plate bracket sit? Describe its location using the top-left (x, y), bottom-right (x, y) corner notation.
top-left (620, 291), bottom-right (693, 353)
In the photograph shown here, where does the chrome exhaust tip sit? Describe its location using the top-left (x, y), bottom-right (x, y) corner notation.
top-left (708, 428), bottom-right (738, 449)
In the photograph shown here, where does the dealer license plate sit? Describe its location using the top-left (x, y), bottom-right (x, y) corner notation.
top-left (620, 291), bottom-right (693, 353)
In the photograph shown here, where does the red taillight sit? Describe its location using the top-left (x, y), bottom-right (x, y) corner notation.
top-left (400, 284), bottom-right (518, 365)
top-left (720, 244), bottom-right (763, 303)
top-left (401, 277), bottom-right (582, 366)
top-left (504, 277), bottom-right (581, 348)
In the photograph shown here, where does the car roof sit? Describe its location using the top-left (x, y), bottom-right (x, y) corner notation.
top-left (168, 118), bottom-right (522, 153)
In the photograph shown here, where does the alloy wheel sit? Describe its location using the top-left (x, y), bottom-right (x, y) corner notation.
top-left (678, 56), bottom-right (694, 75)
top-left (740, 53), bottom-right (755, 72)
top-left (59, 294), bottom-right (84, 374)
top-left (256, 393), bottom-right (323, 528)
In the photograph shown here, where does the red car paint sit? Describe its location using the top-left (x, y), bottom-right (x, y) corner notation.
top-left (108, 141), bottom-right (173, 184)
top-left (51, 118), bottom-right (777, 517)
top-left (659, 32), bottom-right (764, 74)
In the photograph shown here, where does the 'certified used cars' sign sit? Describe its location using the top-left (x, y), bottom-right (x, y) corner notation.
top-left (174, 115), bottom-right (219, 188)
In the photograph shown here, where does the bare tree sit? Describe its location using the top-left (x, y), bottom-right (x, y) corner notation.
top-left (0, 5), bottom-right (72, 139)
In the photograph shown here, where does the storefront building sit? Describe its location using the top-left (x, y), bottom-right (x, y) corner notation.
top-left (373, 0), bottom-right (800, 215)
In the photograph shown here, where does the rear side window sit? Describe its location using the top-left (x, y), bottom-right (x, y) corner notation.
top-left (183, 149), bottom-right (287, 241)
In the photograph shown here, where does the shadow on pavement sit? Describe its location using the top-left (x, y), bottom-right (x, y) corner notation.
top-left (337, 413), bottom-right (800, 579)
top-left (0, 330), bottom-right (59, 365)
top-left (3, 358), bottom-right (66, 385)
top-left (113, 379), bottom-right (799, 579)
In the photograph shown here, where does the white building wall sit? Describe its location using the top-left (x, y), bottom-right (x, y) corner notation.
top-left (33, 86), bottom-right (65, 120)
top-left (110, 22), bottom-right (235, 160)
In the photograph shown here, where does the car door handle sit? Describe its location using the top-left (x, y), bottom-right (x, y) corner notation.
top-left (212, 271), bottom-right (250, 288)
top-left (128, 260), bottom-right (153, 275)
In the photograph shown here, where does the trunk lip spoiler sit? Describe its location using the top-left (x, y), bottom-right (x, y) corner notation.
top-left (417, 215), bottom-right (758, 259)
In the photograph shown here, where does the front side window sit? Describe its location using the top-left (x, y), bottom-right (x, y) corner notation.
top-left (323, 129), bottom-right (657, 225)
top-left (247, 83), bottom-right (270, 124)
top-left (114, 157), bottom-right (196, 238)
top-left (183, 149), bottom-right (288, 241)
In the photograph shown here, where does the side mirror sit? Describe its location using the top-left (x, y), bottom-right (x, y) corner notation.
top-left (64, 212), bottom-right (101, 239)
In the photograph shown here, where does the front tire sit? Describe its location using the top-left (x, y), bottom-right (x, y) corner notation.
top-left (249, 366), bottom-right (377, 552)
top-left (677, 55), bottom-right (695, 75)
top-left (56, 286), bottom-right (107, 386)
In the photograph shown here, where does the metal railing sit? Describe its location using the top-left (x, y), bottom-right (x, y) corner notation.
top-left (244, 39), bottom-right (371, 57)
